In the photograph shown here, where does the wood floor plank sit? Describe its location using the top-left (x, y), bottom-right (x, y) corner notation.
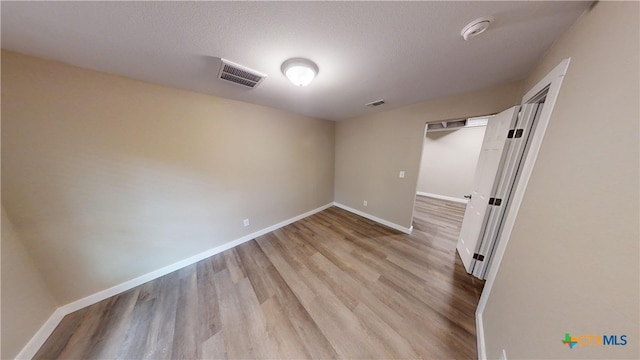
top-left (211, 252), bottom-right (227, 273)
top-left (171, 266), bottom-right (200, 360)
top-left (234, 241), bottom-right (278, 304)
top-left (115, 281), bottom-right (161, 359)
top-left (34, 195), bottom-right (484, 359)
top-left (268, 226), bottom-right (401, 359)
top-left (222, 248), bottom-right (247, 284)
top-left (260, 296), bottom-right (311, 359)
top-left (33, 306), bottom-right (92, 359)
top-left (301, 270), bottom-right (391, 359)
top-left (213, 268), bottom-right (253, 360)
top-left (201, 331), bottom-right (227, 360)
top-left (255, 233), bottom-right (317, 306)
top-left (196, 259), bottom-right (221, 342)
top-left (234, 277), bottom-right (278, 359)
top-left (236, 239), bottom-right (337, 359)
top-left (255, 235), bottom-right (339, 359)
top-left (81, 288), bottom-right (140, 359)
top-left (306, 250), bottom-right (424, 358)
top-left (142, 271), bottom-right (179, 359)
top-left (353, 302), bottom-right (421, 359)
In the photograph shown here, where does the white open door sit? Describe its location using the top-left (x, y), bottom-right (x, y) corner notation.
top-left (475, 59), bottom-right (570, 360)
top-left (456, 106), bottom-right (519, 272)
top-left (472, 102), bottom-right (543, 278)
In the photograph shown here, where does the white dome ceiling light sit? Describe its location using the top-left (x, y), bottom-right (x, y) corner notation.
top-left (281, 58), bottom-right (319, 87)
top-left (461, 17), bottom-right (493, 41)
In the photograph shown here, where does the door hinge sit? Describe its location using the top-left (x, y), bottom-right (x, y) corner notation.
top-left (507, 129), bottom-right (524, 139)
top-left (489, 197), bottom-right (502, 206)
top-left (473, 253), bottom-right (485, 261)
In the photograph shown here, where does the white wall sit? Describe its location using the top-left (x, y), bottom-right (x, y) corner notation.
top-left (482, 2), bottom-right (639, 359)
top-left (416, 126), bottom-right (486, 201)
top-left (1, 207), bottom-right (57, 359)
top-left (335, 81), bottom-right (521, 229)
top-left (1, 50), bottom-right (335, 306)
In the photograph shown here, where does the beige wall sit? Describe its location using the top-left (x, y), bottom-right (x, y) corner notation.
top-left (334, 82), bottom-right (521, 229)
top-left (483, 2), bottom-right (639, 359)
top-left (1, 50), bottom-right (335, 305)
top-left (1, 207), bottom-right (57, 359)
top-left (417, 126), bottom-right (486, 200)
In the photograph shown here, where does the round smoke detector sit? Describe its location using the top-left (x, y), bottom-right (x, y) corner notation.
top-left (461, 17), bottom-right (493, 41)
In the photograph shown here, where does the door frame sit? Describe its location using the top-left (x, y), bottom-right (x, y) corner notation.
top-left (411, 115), bottom-right (494, 225)
top-left (471, 102), bottom-right (542, 279)
top-left (475, 58), bottom-right (571, 359)
top-left (457, 107), bottom-right (519, 273)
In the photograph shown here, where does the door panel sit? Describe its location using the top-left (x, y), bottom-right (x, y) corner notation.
top-left (472, 102), bottom-right (543, 278)
top-left (456, 106), bottom-right (519, 273)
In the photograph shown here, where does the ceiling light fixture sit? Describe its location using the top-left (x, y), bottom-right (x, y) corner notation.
top-left (281, 58), bottom-right (318, 87)
top-left (461, 17), bottom-right (493, 41)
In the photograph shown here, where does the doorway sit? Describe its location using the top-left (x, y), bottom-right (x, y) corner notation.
top-left (456, 99), bottom-right (548, 279)
top-left (415, 116), bottom-right (491, 205)
top-left (412, 115), bottom-right (493, 269)
top-left (473, 59), bottom-right (571, 358)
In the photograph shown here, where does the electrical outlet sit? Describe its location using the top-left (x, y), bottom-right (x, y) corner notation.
top-left (399, 170), bottom-right (405, 178)
top-left (363, 200), bottom-right (368, 207)
top-left (243, 218), bottom-right (250, 227)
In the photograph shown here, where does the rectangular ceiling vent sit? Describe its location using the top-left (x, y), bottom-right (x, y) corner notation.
top-left (465, 115), bottom-right (492, 127)
top-left (217, 58), bottom-right (266, 88)
top-left (366, 99), bottom-right (386, 107)
top-left (426, 119), bottom-right (467, 132)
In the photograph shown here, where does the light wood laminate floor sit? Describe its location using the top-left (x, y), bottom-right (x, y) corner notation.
top-left (35, 196), bottom-right (484, 359)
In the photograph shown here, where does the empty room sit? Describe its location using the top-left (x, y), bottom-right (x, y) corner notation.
top-left (1, 1), bottom-right (638, 359)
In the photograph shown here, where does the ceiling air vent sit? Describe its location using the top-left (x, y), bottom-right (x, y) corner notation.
top-left (426, 115), bottom-right (493, 133)
top-left (426, 119), bottom-right (467, 132)
top-left (366, 99), bottom-right (386, 107)
top-left (217, 58), bottom-right (266, 88)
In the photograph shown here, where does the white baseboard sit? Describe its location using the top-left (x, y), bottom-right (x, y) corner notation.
top-left (17, 202), bottom-right (333, 359)
top-left (333, 202), bottom-right (413, 234)
top-left (476, 312), bottom-right (487, 360)
top-left (15, 308), bottom-right (66, 360)
top-left (416, 191), bottom-right (468, 204)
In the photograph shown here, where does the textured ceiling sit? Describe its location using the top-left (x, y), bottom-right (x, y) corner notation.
top-left (1, 1), bottom-right (591, 121)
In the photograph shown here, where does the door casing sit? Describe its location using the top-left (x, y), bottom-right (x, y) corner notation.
top-left (456, 107), bottom-right (519, 273)
top-left (475, 58), bottom-right (571, 359)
